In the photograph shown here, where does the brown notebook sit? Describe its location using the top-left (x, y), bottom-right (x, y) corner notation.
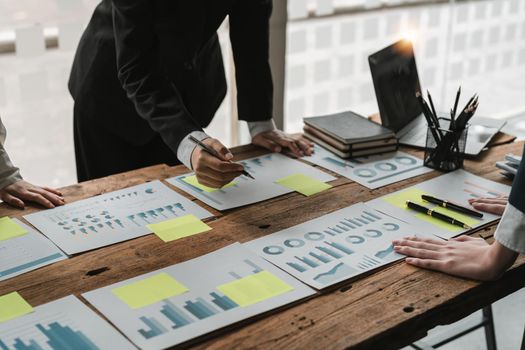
top-left (304, 125), bottom-right (397, 152)
top-left (303, 110), bottom-right (395, 144)
top-left (304, 133), bottom-right (398, 158)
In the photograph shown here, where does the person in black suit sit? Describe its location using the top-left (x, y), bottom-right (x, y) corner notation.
top-left (69, 0), bottom-right (313, 186)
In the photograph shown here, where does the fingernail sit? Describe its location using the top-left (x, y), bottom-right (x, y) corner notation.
top-left (225, 153), bottom-right (233, 160)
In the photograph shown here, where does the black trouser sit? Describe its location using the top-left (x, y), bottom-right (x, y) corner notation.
top-left (73, 109), bottom-right (180, 182)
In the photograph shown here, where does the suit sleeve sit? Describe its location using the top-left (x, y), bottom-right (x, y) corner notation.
top-left (494, 144), bottom-right (525, 254)
top-left (111, 0), bottom-right (202, 153)
top-left (229, 0), bottom-right (274, 122)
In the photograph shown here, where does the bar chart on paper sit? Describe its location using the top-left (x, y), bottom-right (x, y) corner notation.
top-left (0, 295), bottom-right (136, 350)
top-left (23, 181), bottom-right (212, 254)
top-left (304, 145), bottom-right (432, 189)
top-left (83, 243), bottom-right (314, 350)
top-left (0, 219), bottom-right (66, 282)
top-left (367, 169), bottom-right (512, 239)
top-left (245, 202), bottom-right (425, 289)
top-left (166, 153), bottom-right (335, 210)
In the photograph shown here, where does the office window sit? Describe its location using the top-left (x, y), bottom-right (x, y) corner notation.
top-left (284, 0), bottom-right (525, 134)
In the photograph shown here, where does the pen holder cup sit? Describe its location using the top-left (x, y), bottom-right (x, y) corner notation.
top-left (424, 118), bottom-right (469, 172)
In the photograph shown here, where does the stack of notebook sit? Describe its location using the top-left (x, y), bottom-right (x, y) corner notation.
top-left (496, 153), bottom-right (521, 179)
top-left (303, 111), bottom-right (398, 158)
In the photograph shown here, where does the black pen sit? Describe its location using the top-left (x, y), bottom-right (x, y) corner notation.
top-left (427, 90), bottom-right (440, 128)
top-left (421, 195), bottom-right (484, 218)
top-left (189, 135), bottom-right (255, 179)
top-left (450, 108), bottom-right (455, 130)
top-left (452, 86), bottom-right (461, 120)
top-left (416, 91), bottom-right (441, 142)
top-left (405, 200), bottom-right (472, 229)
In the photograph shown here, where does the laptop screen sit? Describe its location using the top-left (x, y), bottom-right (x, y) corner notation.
top-left (369, 40), bottom-right (423, 133)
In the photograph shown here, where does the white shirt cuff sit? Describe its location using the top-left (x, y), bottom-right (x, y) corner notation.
top-left (494, 203), bottom-right (525, 255)
top-left (248, 119), bottom-right (276, 138)
top-left (176, 131), bottom-right (209, 170)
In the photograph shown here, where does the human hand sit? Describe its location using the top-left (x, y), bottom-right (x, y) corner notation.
top-left (252, 130), bottom-right (314, 158)
top-left (468, 196), bottom-right (508, 216)
top-left (0, 180), bottom-right (65, 209)
top-left (392, 235), bottom-right (517, 281)
top-left (190, 138), bottom-right (244, 189)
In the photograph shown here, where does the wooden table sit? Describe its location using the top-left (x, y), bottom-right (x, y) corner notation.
top-left (1, 141), bottom-right (524, 350)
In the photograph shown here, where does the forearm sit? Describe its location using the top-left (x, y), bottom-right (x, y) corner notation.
top-left (485, 240), bottom-right (519, 280)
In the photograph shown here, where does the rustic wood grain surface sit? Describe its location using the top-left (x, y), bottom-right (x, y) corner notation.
top-left (1, 141), bottom-right (523, 350)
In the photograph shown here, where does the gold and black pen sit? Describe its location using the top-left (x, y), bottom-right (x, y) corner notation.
top-left (406, 200), bottom-right (472, 229)
top-left (421, 195), bottom-right (483, 218)
top-left (189, 135), bottom-right (255, 179)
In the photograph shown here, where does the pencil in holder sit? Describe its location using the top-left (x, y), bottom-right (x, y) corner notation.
top-left (424, 118), bottom-right (469, 172)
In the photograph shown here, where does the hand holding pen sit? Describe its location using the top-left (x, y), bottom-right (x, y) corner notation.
top-left (190, 136), bottom-right (254, 189)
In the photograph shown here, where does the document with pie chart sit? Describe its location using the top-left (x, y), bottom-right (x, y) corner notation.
top-left (304, 145), bottom-right (432, 189)
top-left (245, 202), bottom-right (430, 289)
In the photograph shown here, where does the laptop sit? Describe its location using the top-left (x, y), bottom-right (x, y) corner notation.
top-left (368, 40), bottom-right (506, 156)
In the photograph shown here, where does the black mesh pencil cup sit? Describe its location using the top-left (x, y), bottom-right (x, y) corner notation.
top-left (424, 118), bottom-right (469, 172)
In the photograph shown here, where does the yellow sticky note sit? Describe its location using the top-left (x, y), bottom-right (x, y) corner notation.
top-left (382, 188), bottom-right (480, 232)
top-left (183, 175), bottom-right (235, 192)
top-left (112, 273), bottom-right (189, 309)
top-left (275, 173), bottom-right (332, 196)
top-left (0, 292), bottom-right (33, 323)
top-left (217, 270), bottom-right (294, 307)
top-left (0, 217), bottom-right (27, 241)
top-left (147, 215), bottom-right (211, 242)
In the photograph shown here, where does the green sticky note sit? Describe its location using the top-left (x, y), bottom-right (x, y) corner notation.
top-left (183, 175), bottom-right (235, 192)
top-left (217, 270), bottom-right (294, 307)
top-left (112, 273), bottom-right (189, 309)
top-left (147, 215), bottom-right (212, 242)
top-left (275, 173), bottom-right (332, 196)
top-left (0, 292), bottom-right (33, 323)
top-left (0, 217), bottom-right (28, 241)
top-left (382, 188), bottom-right (480, 232)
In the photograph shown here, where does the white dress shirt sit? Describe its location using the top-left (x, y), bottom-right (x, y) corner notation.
top-left (0, 117), bottom-right (22, 189)
top-left (495, 203), bottom-right (525, 255)
top-left (494, 145), bottom-right (525, 254)
top-left (177, 119), bottom-right (276, 170)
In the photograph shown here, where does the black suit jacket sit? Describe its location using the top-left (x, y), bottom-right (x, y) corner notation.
top-left (69, 0), bottom-right (273, 149)
top-left (509, 144), bottom-right (525, 214)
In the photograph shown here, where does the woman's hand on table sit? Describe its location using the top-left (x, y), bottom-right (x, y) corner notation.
top-left (0, 180), bottom-right (64, 209)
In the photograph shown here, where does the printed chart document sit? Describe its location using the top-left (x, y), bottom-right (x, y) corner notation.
top-left (245, 203), bottom-right (429, 289)
top-left (0, 295), bottom-right (136, 349)
top-left (83, 243), bottom-right (314, 350)
top-left (166, 153), bottom-right (336, 211)
top-left (304, 145), bottom-right (432, 189)
top-left (367, 169), bottom-right (511, 240)
top-left (24, 181), bottom-right (212, 254)
top-left (0, 219), bottom-right (66, 282)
